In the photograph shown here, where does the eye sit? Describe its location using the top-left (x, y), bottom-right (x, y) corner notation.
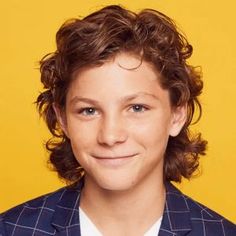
top-left (78, 107), bottom-right (98, 116)
top-left (129, 104), bottom-right (148, 113)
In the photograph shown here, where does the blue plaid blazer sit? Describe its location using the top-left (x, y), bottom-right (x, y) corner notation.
top-left (1, 181), bottom-right (235, 236)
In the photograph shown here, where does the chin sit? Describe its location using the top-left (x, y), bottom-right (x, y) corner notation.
top-left (88, 172), bottom-right (139, 192)
top-left (101, 181), bottom-right (136, 192)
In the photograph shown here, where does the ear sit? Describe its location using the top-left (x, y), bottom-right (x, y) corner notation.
top-left (53, 103), bottom-right (69, 137)
top-left (169, 105), bottom-right (187, 137)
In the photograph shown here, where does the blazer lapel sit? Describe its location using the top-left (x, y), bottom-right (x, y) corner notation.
top-left (51, 182), bottom-right (83, 236)
top-left (159, 182), bottom-right (192, 236)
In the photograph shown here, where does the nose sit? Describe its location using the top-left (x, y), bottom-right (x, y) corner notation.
top-left (97, 114), bottom-right (128, 147)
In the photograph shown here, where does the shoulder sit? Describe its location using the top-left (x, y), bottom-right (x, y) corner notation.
top-left (185, 194), bottom-right (235, 235)
top-left (0, 185), bottom-right (79, 236)
top-left (165, 182), bottom-right (236, 235)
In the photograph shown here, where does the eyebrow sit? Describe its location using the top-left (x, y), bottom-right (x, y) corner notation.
top-left (69, 92), bottom-right (160, 106)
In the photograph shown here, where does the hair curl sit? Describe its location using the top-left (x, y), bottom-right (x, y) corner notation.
top-left (36, 5), bottom-right (207, 184)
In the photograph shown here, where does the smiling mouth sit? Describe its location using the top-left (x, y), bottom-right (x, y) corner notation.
top-left (92, 153), bottom-right (138, 160)
top-left (91, 154), bottom-right (138, 167)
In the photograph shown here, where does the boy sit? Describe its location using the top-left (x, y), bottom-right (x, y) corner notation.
top-left (1, 5), bottom-right (235, 236)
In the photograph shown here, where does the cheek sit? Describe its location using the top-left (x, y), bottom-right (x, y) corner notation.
top-left (66, 120), bottom-right (95, 154)
top-left (69, 133), bottom-right (94, 168)
top-left (133, 112), bottom-right (171, 134)
top-left (131, 115), bottom-right (171, 149)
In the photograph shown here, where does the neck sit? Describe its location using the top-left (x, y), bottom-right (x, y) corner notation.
top-left (80, 173), bottom-right (165, 236)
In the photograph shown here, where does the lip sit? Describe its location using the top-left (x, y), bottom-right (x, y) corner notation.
top-left (93, 153), bottom-right (137, 159)
top-left (91, 154), bottom-right (138, 168)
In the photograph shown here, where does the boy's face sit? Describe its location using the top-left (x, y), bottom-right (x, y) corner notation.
top-left (56, 53), bottom-right (186, 191)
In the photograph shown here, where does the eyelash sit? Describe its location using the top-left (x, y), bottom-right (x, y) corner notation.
top-left (78, 107), bottom-right (98, 116)
top-left (77, 104), bottom-right (149, 116)
top-left (129, 104), bottom-right (148, 113)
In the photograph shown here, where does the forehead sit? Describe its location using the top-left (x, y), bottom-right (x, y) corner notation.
top-left (66, 53), bottom-right (170, 104)
top-left (73, 52), bottom-right (159, 79)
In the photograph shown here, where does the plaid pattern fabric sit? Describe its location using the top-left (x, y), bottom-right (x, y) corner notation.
top-left (1, 180), bottom-right (235, 236)
top-left (0, 214), bottom-right (5, 236)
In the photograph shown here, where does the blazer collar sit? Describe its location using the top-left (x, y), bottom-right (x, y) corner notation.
top-left (51, 181), bottom-right (83, 234)
top-left (51, 180), bottom-right (192, 235)
top-left (159, 182), bottom-right (192, 236)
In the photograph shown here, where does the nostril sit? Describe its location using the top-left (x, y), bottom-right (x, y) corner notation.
top-left (97, 131), bottom-right (128, 147)
top-left (97, 122), bottom-right (128, 146)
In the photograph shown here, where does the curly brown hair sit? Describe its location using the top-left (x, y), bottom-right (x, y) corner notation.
top-left (36, 5), bottom-right (207, 184)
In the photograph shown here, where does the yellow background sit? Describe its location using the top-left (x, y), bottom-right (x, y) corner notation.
top-left (1, 0), bottom-right (236, 222)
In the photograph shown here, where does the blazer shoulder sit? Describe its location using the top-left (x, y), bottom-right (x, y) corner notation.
top-left (165, 182), bottom-right (236, 235)
top-left (184, 192), bottom-right (236, 235)
top-left (1, 186), bottom-right (69, 235)
top-left (0, 214), bottom-right (6, 236)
